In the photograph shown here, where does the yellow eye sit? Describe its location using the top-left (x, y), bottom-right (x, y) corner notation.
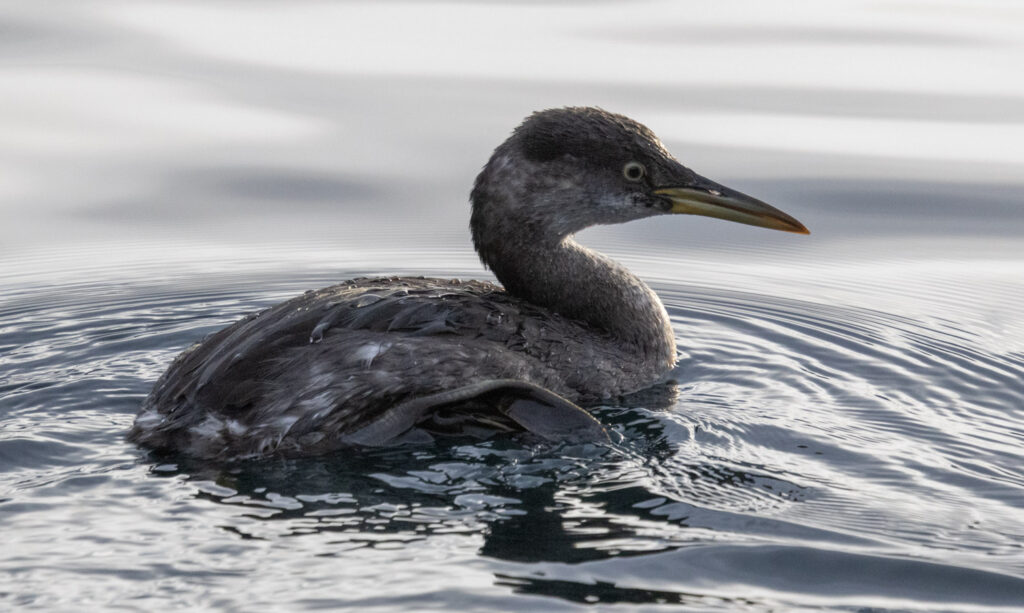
top-left (623, 161), bottom-right (645, 182)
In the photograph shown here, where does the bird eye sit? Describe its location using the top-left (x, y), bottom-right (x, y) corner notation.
top-left (623, 161), bottom-right (646, 182)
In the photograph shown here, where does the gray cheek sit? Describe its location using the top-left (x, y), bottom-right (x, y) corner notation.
top-left (628, 192), bottom-right (648, 207)
top-left (640, 192), bottom-right (672, 214)
top-left (582, 193), bottom-right (647, 225)
top-left (587, 192), bottom-right (629, 219)
top-left (624, 192), bottom-right (665, 219)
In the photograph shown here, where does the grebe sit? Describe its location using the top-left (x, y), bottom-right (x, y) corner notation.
top-left (129, 107), bottom-right (808, 459)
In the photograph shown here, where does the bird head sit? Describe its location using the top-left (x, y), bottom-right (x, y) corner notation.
top-left (471, 107), bottom-right (808, 245)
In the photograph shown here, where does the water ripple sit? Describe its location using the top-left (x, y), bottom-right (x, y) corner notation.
top-left (2, 252), bottom-right (1023, 609)
top-left (0, 253), bottom-right (1019, 609)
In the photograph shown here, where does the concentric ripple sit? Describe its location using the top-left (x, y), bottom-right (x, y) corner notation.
top-left (1, 249), bottom-right (1023, 611)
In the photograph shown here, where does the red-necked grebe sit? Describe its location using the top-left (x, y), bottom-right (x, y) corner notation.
top-left (129, 107), bottom-right (808, 459)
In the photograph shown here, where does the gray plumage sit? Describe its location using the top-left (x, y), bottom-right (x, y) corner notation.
top-left (130, 107), bottom-right (807, 459)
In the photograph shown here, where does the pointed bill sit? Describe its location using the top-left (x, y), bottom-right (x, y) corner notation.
top-left (654, 175), bottom-right (809, 234)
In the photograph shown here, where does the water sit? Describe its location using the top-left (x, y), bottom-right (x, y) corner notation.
top-left (2, 1), bottom-right (1024, 610)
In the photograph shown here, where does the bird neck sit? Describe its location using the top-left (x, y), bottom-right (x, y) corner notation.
top-left (479, 232), bottom-right (676, 370)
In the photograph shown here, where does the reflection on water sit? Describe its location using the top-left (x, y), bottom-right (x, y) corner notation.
top-left (3, 261), bottom-right (1023, 610)
top-left (2, 0), bottom-right (1024, 611)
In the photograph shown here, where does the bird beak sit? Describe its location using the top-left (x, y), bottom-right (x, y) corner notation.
top-left (654, 174), bottom-right (809, 234)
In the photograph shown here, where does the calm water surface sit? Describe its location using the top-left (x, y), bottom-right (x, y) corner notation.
top-left (2, 1), bottom-right (1024, 611)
